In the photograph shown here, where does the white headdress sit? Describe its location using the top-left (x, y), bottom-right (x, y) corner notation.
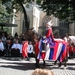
top-left (46, 20), bottom-right (53, 27)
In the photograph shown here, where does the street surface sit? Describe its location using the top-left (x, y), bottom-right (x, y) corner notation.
top-left (0, 57), bottom-right (75, 75)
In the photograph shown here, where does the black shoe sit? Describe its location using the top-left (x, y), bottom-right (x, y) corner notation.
top-left (58, 62), bottom-right (61, 68)
top-left (54, 60), bottom-right (57, 65)
top-left (26, 57), bottom-right (30, 61)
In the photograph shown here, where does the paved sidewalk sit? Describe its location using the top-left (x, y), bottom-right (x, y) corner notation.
top-left (45, 59), bottom-right (75, 75)
top-left (0, 57), bottom-right (75, 75)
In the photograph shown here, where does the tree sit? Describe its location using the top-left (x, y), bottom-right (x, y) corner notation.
top-left (0, 4), bottom-right (9, 23)
top-left (2, 0), bottom-right (42, 32)
top-left (41, 0), bottom-right (75, 22)
top-left (2, 0), bottom-right (33, 32)
top-left (2, 0), bottom-right (41, 31)
top-left (2, 0), bottom-right (31, 32)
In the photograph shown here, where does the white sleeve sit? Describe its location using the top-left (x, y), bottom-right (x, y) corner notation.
top-left (11, 44), bottom-right (15, 49)
top-left (18, 44), bottom-right (21, 50)
top-left (2, 43), bottom-right (4, 51)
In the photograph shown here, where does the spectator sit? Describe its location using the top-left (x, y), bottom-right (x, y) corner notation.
top-left (14, 32), bottom-right (18, 37)
top-left (4, 38), bottom-right (12, 56)
top-left (31, 69), bottom-right (54, 75)
top-left (11, 39), bottom-right (20, 57)
top-left (28, 41), bottom-right (34, 60)
top-left (0, 37), bottom-right (4, 56)
top-left (1, 33), bottom-right (6, 47)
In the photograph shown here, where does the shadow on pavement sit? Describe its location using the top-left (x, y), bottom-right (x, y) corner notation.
top-left (0, 57), bottom-right (75, 71)
top-left (0, 57), bottom-right (36, 70)
top-left (67, 67), bottom-right (75, 70)
top-left (0, 62), bottom-right (36, 70)
top-left (0, 57), bottom-right (22, 61)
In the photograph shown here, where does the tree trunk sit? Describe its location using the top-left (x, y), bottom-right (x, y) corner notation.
top-left (19, 2), bottom-right (29, 32)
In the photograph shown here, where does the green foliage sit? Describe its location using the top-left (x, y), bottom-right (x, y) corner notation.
top-left (2, 0), bottom-right (42, 31)
top-left (41, 0), bottom-right (75, 22)
top-left (41, 27), bottom-right (46, 36)
top-left (36, 0), bottom-right (42, 5)
top-left (2, 0), bottom-right (42, 12)
top-left (53, 30), bottom-right (59, 37)
top-left (0, 4), bottom-right (10, 23)
top-left (0, 27), bottom-right (11, 35)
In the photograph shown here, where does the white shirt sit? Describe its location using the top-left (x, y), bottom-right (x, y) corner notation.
top-left (0, 42), bottom-right (4, 51)
top-left (28, 44), bottom-right (33, 53)
top-left (11, 43), bottom-right (21, 50)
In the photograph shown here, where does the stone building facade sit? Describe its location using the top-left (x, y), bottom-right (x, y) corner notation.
top-left (12, 3), bottom-right (59, 36)
top-left (12, 3), bottom-right (75, 37)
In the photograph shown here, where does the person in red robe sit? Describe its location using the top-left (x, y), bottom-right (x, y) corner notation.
top-left (22, 41), bottom-right (28, 59)
top-left (37, 20), bottom-right (68, 68)
top-left (38, 20), bottom-right (54, 60)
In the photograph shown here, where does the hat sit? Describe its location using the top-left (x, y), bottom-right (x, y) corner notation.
top-left (47, 20), bottom-right (53, 27)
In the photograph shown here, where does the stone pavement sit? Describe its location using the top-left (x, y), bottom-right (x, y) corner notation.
top-left (0, 57), bottom-right (75, 75)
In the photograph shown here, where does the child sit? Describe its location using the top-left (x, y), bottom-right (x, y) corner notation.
top-left (28, 41), bottom-right (34, 59)
top-left (31, 69), bottom-right (54, 75)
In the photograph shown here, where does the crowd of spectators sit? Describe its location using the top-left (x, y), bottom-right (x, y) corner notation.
top-left (0, 28), bottom-right (39, 58)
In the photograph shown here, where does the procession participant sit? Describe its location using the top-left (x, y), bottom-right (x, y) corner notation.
top-left (34, 20), bottom-right (54, 68)
top-left (37, 20), bottom-right (54, 60)
top-left (37, 19), bottom-right (68, 69)
top-left (64, 33), bottom-right (75, 58)
top-left (22, 40), bottom-right (28, 59)
top-left (44, 20), bottom-right (53, 38)
top-left (64, 33), bottom-right (71, 45)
